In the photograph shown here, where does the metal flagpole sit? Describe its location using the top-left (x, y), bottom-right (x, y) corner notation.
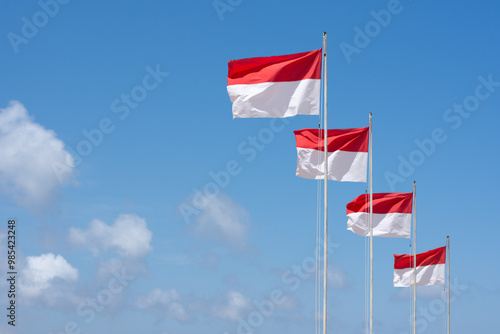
top-left (322, 31), bottom-right (328, 334)
top-left (369, 113), bottom-right (373, 334)
top-left (413, 181), bottom-right (417, 334)
top-left (447, 236), bottom-right (450, 334)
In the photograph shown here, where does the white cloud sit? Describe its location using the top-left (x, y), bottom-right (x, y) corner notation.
top-left (190, 194), bottom-right (250, 249)
top-left (0, 326), bottom-right (17, 334)
top-left (20, 253), bottom-right (78, 300)
top-left (198, 252), bottom-right (219, 270)
top-left (69, 214), bottom-right (152, 258)
top-left (136, 289), bottom-right (255, 325)
top-left (94, 257), bottom-right (141, 284)
top-left (136, 288), bottom-right (189, 322)
top-left (274, 293), bottom-right (299, 310)
top-left (212, 291), bottom-right (252, 322)
top-left (0, 101), bottom-right (75, 212)
top-left (327, 262), bottom-right (350, 290)
top-left (0, 231), bottom-right (10, 289)
top-left (391, 284), bottom-right (446, 301)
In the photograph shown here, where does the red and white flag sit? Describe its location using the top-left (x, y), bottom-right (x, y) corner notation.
top-left (394, 246), bottom-right (446, 287)
top-left (346, 193), bottom-right (413, 238)
top-left (227, 49), bottom-right (322, 118)
top-left (294, 127), bottom-right (369, 182)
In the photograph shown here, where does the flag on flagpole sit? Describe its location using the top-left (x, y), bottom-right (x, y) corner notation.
top-left (394, 246), bottom-right (446, 287)
top-left (227, 49), bottom-right (322, 118)
top-left (346, 193), bottom-right (413, 238)
top-left (294, 127), bottom-right (369, 182)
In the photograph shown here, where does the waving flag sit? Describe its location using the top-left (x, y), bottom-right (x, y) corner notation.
top-left (294, 127), bottom-right (369, 182)
top-left (227, 49), bottom-right (322, 118)
top-left (394, 246), bottom-right (446, 287)
top-left (346, 192), bottom-right (413, 238)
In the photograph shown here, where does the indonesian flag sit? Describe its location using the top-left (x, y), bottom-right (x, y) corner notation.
top-left (227, 49), bottom-right (322, 118)
top-left (294, 127), bottom-right (369, 182)
top-left (346, 193), bottom-right (413, 238)
top-left (394, 246), bottom-right (446, 287)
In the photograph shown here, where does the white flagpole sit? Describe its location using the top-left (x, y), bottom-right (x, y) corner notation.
top-left (412, 181), bottom-right (417, 334)
top-left (322, 31), bottom-right (328, 334)
top-left (369, 113), bottom-right (373, 334)
top-left (447, 235), bottom-right (450, 334)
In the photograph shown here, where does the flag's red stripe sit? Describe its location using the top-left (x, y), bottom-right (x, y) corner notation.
top-left (346, 193), bottom-right (413, 215)
top-left (294, 128), bottom-right (369, 153)
top-left (394, 246), bottom-right (446, 269)
top-left (227, 49), bottom-right (322, 85)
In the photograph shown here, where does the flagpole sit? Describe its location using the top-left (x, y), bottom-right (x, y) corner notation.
top-left (369, 113), bottom-right (373, 334)
top-left (412, 181), bottom-right (417, 334)
top-left (447, 235), bottom-right (450, 334)
top-left (322, 31), bottom-right (328, 334)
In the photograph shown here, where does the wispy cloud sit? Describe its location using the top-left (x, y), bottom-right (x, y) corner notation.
top-left (327, 262), bottom-right (350, 290)
top-left (211, 290), bottom-right (252, 322)
top-left (0, 101), bottom-right (76, 212)
top-left (0, 231), bottom-right (9, 285)
top-left (391, 284), bottom-right (446, 301)
top-left (69, 214), bottom-right (152, 258)
top-left (136, 289), bottom-right (254, 325)
top-left (189, 194), bottom-right (250, 249)
top-left (136, 288), bottom-right (189, 322)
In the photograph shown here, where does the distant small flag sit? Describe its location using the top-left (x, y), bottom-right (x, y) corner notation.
top-left (346, 193), bottom-right (413, 238)
top-left (394, 246), bottom-right (446, 287)
top-left (227, 49), bottom-right (322, 118)
top-left (294, 127), bottom-right (369, 182)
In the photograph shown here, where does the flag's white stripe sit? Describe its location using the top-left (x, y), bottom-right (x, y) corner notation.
top-left (394, 263), bottom-right (445, 287)
top-left (296, 148), bottom-right (367, 182)
top-left (347, 212), bottom-right (411, 238)
top-left (228, 79), bottom-right (320, 118)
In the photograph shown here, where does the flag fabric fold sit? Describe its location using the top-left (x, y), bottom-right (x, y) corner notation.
top-left (394, 246), bottom-right (446, 287)
top-left (294, 127), bottom-right (369, 182)
top-left (346, 192), bottom-right (413, 238)
top-left (227, 49), bottom-right (322, 118)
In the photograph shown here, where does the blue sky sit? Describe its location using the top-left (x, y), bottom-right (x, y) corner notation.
top-left (0, 0), bottom-right (499, 333)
